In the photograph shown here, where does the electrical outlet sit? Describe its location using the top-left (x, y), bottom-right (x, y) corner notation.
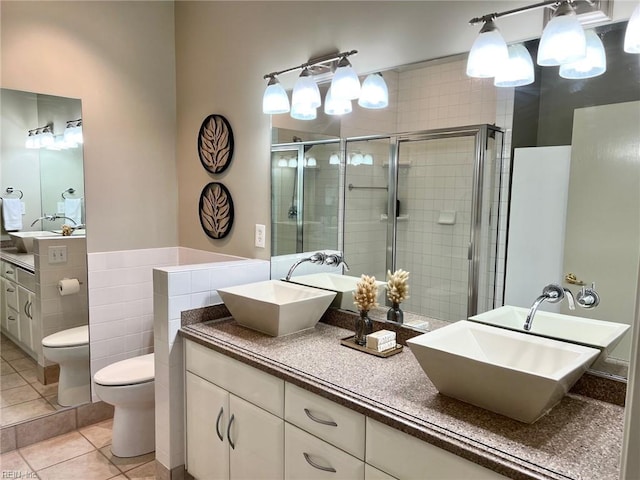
top-left (48, 246), bottom-right (68, 264)
top-left (255, 224), bottom-right (266, 248)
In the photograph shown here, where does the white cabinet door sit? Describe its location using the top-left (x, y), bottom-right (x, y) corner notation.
top-left (364, 464), bottom-right (397, 480)
top-left (229, 394), bottom-right (284, 480)
top-left (186, 371), bottom-right (230, 480)
top-left (18, 286), bottom-right (34, 352)
top-left (284, 423), bottom-right (364, 480)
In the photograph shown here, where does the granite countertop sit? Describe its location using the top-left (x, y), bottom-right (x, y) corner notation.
top-left (180, 318), bottom-right (625, 480)
top-left (0, 248), bottom-right (35, 272)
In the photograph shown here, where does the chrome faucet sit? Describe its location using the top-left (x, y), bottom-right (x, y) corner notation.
top-left (30, 214), bottom-right (78, 227)
top-left (523, 283), bottom-right (575, 331)
top-left (285, 252), bottom-right (349, 281)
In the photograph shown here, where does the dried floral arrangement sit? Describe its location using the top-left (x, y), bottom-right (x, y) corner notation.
top-left (353, 275), bottom-right (379, 312)
top-left (386, 269), bottom-right (410, 304)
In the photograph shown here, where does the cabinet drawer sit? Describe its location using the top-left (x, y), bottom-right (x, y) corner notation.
top-left (285, 423), bottom-right (364, 480)
top-left (3, 279), bottom-right (18, 311)
top-left (2, 262), bottom-right (16, 281)
top-left (285, 382), bottom-right (365, 460)
top-left (185, 339), bottom-right (284, 417)
top-left (366, 418), bottom-right (508, 479)
top-left (365, 464), bottom-right (397, 480)
top-left (17, 268), bottom-right (35, 291)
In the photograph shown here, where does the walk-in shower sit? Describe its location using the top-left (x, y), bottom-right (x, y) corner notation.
top-left (271, 124), bottom-right (505, 322)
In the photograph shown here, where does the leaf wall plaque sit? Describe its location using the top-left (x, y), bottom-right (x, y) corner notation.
top-left (198, 114), bottom-right (234, 174)
top-left (199, 182), bottom-right (234, 239)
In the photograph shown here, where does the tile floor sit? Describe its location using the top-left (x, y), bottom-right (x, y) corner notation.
top-left (0, 419), bottom-right (156, 479)
top-left (1, 335), bottom-right (61, 427)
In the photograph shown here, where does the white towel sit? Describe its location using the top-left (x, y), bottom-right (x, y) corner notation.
top-left (2, 198), bottom-right (23, 231)
top-left (64, 198), bottom-right (83, 226)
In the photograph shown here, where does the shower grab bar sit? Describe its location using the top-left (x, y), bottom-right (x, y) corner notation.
top-left (348, 184), bottom-right (388, 191)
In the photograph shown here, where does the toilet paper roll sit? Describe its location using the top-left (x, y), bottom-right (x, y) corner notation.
top-left (58, 278), bottom-right (80, 296)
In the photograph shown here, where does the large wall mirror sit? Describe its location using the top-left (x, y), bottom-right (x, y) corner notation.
top-left (1, 88), bottom-right (89, 427)
top-left (270, 20), bottom-right (639, 381)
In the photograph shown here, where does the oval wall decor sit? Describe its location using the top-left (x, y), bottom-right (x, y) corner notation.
top-left (198, 114), bottom-right (234, 174)
top-left (199, 182), bottom-right (234, 239)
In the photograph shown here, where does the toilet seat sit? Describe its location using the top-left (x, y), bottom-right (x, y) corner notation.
top-left (94, 353), bottom-right (154, 386)
top-left (42, 325), bottom-right (88, 348)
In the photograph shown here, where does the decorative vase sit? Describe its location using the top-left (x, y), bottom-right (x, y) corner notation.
top-left (354, 310), bottom-right (373, 346)
top-left (386, 302), bottom-right (404, 324)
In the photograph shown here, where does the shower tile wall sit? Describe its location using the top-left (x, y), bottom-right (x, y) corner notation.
top-left (343, 58), bottom-right (514, 321)
top-left (396, 137), bottom-right (475, 321)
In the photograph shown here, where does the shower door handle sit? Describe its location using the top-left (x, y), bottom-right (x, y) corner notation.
top-left (467, 242), bottom-right (473, 260)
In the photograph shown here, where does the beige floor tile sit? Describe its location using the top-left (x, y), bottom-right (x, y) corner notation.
top-left (1, 361), bottom-right (15, 375)
top-left (1, 348), bottom-right (27, 362)
top-left (37, 450), bottom-right (121, 480)
top-left (8, 357), bottom-right (36, 372)
top-left (19, 431), bottom-right (95, 471)
top-left (1, 398), bottom-right (56, 426)
top-left (29, 380), bottom-right (58, 397)
top-left (0, 384), bottom-right (41, 407)
top-left (80, 419), bottom-right (114, 449)
top-left (125, 460), bottom-right (156, 479)
top-left (18, 368), bottom-right (38, 384)
top-left (1, 373), bottom-right (27, 391)
top-left (99, 445), bottom-right (154, 473)
top-left (0, 450), bottom-right (36, 477)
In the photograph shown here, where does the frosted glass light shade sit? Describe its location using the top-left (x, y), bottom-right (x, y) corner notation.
top-left (329, 153), bottom-right (340, 165)
top-left (330, 57), bottom-right (360, 100)
top-left (25, 132), bottom-right (38, 149)
top-left (559, 30), bottom-right (606, 79)
top-left (292, 68), bottom-right (321, 110)
top-left (358, 73), bottom-right (389, 109)
top-left (263, 77), bottom-right (290, 114)
top-left (624, 4), bottom-right (640, 53)
top-left (324, 86), bottom-right (352, 115)
top-left (494, 44), bottom-right (535, 87)
top-left (290, 102), bottom-right (317, 121)
top-left (537, 4), bottom-right (586, 66)
top-left (39, 130), bottom-right (54, 147)
top-left (277, 158), bottom-right (288, 167)
top-left (466, 20), bottom-right (509, 78)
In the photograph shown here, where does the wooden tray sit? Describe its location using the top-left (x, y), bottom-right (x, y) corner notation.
top-left (340, 336), bottom-right (403, 358)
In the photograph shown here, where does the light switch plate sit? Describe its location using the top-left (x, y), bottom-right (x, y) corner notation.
top-left (48, 246), bottom-right (67, 264)
top-left (255, 224), bottom-right (266, 248)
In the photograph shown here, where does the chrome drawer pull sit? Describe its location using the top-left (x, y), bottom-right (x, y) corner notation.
top-left (215, 407), bottom-right (224, 441)
top-left (8, 316), bottom-right (16, 321)
top-left (304, 408), bottom-right (338, 427)
top-left (227, 414), bottom-right (235, 449)
top-left (6, 287), bottom-right (15, 293)
top-left (303, 452), bottom-right (336, 473)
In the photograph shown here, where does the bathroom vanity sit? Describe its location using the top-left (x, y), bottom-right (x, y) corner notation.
top-left (180, 317), bottom-right (625, 480)
top-left (1, 252), bottom-right (37, 357)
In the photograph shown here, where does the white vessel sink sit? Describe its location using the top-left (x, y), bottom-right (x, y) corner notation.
top-left (469, 305), bottom-right (630, 363)
top-left (407, 321), bottom-right (599, 423)
top-left (217, 280), bottom-right (336, 336)
top-left (285, 273), bottom-right (385, 311)
top-left (9, 230), bottom-right (86, 253)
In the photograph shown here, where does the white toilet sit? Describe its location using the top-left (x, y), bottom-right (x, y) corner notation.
top-left (94, 353), bottom-right (155, 458)
top-left (42, 325), bottom-right (90, 407)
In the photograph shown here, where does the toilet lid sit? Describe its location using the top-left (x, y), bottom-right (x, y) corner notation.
top-left (94, 353), bottom-right (155, 386)
top-left (42, 325), bottom-right (89, 348)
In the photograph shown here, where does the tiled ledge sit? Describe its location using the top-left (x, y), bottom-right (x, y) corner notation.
top-left (0, 401), bottom-right (113, 453)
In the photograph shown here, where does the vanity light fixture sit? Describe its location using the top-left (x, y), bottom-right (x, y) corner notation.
top-left (467, 0), bottom-right (638, 85)
top-left (263, 49), bottom-right (389, 119)
top-left (263, 76), bottom-right (290, 114)
top-left (559, 29), bottom-right (607, 78)
top-left (63, 119), bottom-right (83, 146)
top-left (537, 1), bottom-right (586, 66)
top-left (624, 3), bottom-right (640, 53)
top-left (466, 19), bottom-right (509, 78)
top-left (494, 44), bottom-right (536, 87)
top-left (324, 86), bottom-right (352, 115)
top-left (25, 124), bottom-right (54, 149)
top-left (358, 73), bottom-right (389, 109)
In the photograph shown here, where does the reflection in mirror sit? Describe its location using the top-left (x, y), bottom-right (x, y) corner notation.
top-left (1, 88), bottom-right (89, 427)
top-left (271, 20), bottom-right (639, 380)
